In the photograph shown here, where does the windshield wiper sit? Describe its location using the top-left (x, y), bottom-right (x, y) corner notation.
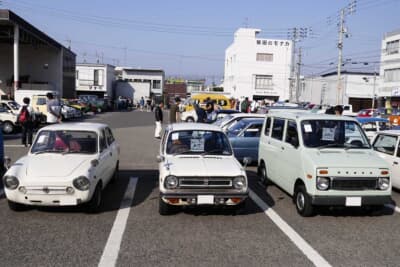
top-left (33, 149), bottom-right (59, 155)
top-left (317, 143), bottom-right (345, 150)
top-left (201, 149), bottom-right (225, 156)
top-left (344, 143), bottom-right (370, 150)
top-left (172, 150), bottom-right (193, 156)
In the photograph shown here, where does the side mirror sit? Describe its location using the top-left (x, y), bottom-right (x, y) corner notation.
top-left (243, 157), bottom-right (252, 167)
top-left (157, 155), bottom-right (165, 163)
top-left (4, 156), bottom-right (11, 170)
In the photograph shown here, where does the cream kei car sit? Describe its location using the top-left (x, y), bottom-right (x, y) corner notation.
top-left (3, 123), bottom-right (119, 212)
top-left (158, 123), bottom-right (249, 215)
top-left (258, 112), bottom-right (392, 216)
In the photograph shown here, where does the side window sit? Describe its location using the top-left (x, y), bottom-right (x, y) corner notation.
top-left (373, 135), bottom-right (397, 155)
top-left (244, 123), bottom-right (263, 137)
top-left (36, 98), bottom-right (46, 105)
top-left (99, 130), bottom-right (108, 152)
top-left (105, 127), bottom-right (115, 145)
top-left (264, 117), bottom-right (271, 136)
top-left (285, 120), bottom-right (299, 147)
top-left (271, 118), bottom-right (285, 140)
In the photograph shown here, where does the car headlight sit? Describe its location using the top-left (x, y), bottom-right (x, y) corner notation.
top-left (73, 176), bottom-right (90, 191)
top-left (378, 177), bottom-right (390, 190)
top-left (316, 177), bottom-right (330, 191)
top-left (233, 176), bottom-right (246, 190)
top-left (164, 175), bottom-right (178, 189)
top-left (3, 175), bottom-right (19, 190)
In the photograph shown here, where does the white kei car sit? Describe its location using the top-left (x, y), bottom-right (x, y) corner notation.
top-left (157, 123), bottom-right (249, 215)
top-left (2, 123), bottom-right (119, 212)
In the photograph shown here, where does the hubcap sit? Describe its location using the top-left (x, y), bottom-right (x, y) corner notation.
top-left (296, 192), bottom-right (305, 211)
top-left (4, 123), bottom-right (12, 133)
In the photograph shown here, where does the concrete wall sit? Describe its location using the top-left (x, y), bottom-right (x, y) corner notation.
top-left (122, 70), bottom-right (164, 96)
top-left (224, 28), bottom-right (292, 101)
top-left (0, 43), bottom-right (62, 96)
top-left (379, 31), bottom-right (400, 97)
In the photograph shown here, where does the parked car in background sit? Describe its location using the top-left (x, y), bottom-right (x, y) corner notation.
top-left (356, 117), bottom-right (390, 141)
top-left (228, 118), bottom-right (264, 163)
top-left (214, 113), bottom-right (265, 132)
top-left (2, 123), bottom-right (120, 212)
top-left (258, 112), bottom-right (392, 217)
top-left (0, 100), bottom-right (21, 134)
top-left (157, 123), bottom-right (249, 215)
top-left (181, 107), bottom-right (239, 123)
top-left (357, 109), bottom-right (377, 117)
top-left (183, 93), bottom-right (230, 111)
top-left (63, 99), bottom-right (91, 113)
top-left (372, 130), bottom-right (400, 190)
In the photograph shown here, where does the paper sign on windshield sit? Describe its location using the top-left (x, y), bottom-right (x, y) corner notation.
top-left (321, 128), bottom-right (335, 141)
top-left (304, 124), bottom-right (312, 133)
top-left (171, 133), bottom-right (179, 140)
top-left (190, 138), bottom-right (205, 151)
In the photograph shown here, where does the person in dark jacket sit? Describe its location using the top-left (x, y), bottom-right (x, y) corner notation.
top-left (194, 104), bottom-right (206, 123)
top-left (154, 102), bottom-right (163, 138)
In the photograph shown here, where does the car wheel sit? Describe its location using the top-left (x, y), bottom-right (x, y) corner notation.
top-left (186, 117), bottom-right (194, 122)
top-left (61, 115), bottom-right (66, 121)
top-left (159, 198), bottom-right (179, 215)
top-left (110, 161), bottom-right (119, 184)
top-left (87, 183), bottom-right (102, 213)
top-left (3, 121), bottom-right (14, 134)
top-left (259, 162), bottom-right (272, 186)
top-left (234, 199), bottom-right (247, 213)
top-left (8, 200), bottom-right (27, 211)
top-left (294, 184), bottom-right (314, 217)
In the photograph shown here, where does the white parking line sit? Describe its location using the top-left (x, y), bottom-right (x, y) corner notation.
top-left (98, 177), bottom-right (138, 267)
top-left (249, 190), bottom-right (331, 267)
top-left (385, 204), bottom-right (400, 214)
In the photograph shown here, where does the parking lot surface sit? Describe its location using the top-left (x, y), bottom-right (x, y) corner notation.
top-left (1, 110), bottom-right (400, 267)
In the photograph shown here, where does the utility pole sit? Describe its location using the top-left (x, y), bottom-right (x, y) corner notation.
top-left (296, 47), bottom-right (302, 103)
top-left (336, 0), bottom-right (357, 105)
top-left (372, 66), bottom-right (377, 109)
top-left (123, 47), bottom-right (127, 66)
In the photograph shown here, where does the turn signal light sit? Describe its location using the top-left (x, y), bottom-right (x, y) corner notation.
top-left (381, 170), bottom-right (389, 175)
top-left (231, 198), bottom-right (241, 204)
top-left (319, 170), bottom-right (328, 175)
top-left (167, 198), bottom-right (179, 204)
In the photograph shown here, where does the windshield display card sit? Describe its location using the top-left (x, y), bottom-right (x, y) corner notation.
top-left (321, 128), bottom-right (335, 141)
top-left (304, 124), bottom-right (312, 133)
top-left (190, 138), bottom-right (205, 151)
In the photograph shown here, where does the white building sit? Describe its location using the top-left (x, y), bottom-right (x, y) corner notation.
top-left (115, 68), bottom-right (164, 103)
top-left (223, 28), bottom-right (292, 101)
top-left (76, 63), bottom-right (115, 98)
top-left (299, 71), bottom-right (378, 112)
top-left (378, 29), bottom-right (400, 108)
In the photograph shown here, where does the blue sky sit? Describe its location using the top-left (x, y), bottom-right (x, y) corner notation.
top-left (2, 0), bottom-right (399, 83)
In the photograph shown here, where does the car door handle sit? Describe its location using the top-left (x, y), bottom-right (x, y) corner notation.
top-left (394, 161), bottom-right (398, 165)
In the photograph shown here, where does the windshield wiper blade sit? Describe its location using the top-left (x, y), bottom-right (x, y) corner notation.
top-left (201, 149), bottom-right (224, 156)
top-left (173, 150), bottom-right (192, 156)
top-left (33, 149), bottom-right (59, 155)
top-left (317, 143), bottom-right (345, 150)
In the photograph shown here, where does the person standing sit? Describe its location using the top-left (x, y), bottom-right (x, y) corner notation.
top-left (169, 97), bottom-right (181, 124)
top-left (140, 97), bottom-right (145, 111)
top-left (334, 105), bottom-right (344, 116)
top-left (18, 97), bottom-right (35, 147)
top-left (241, 97), bottom-right (249, 113)
top-left (154, 102), bottom-right (163, 139)
top-left (46, 92), bottom-right (61, 124)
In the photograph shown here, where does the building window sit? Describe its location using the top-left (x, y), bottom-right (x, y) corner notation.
top-left (262, 40), bottom-right (267, 45)
top-left (153, 80), bottom-right (161, 89)
top-left (76, 70), bottom-right (79, 80)
top-left (384, 68), bottom-right (400, 82)
top-left (255, 75), bottom-right (273, 89)
top-left (256, 53), bottom-right (273, 62)
top-left (386, 40), bottom-right (399, 55)
top-left (93, 69), bottom-right (104, 86)
top-left (256, 40), bottom-right (261, 45)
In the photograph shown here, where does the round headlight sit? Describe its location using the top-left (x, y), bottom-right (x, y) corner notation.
top-left (233, 176), bottom-right (246, 190)
top-left (3, 175), bottom-right (19, 190)
top-left (73, 176), bottom-right (90, 191)
top-left (164, 176), bottom-right (178, 189)
top-left (317, 177), bottom-right (330, 191)
top-left (378, 177), bottom-right (390, 190)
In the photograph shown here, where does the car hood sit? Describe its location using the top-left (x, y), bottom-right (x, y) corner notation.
top-left (25, 154), bottom-right (91, 178)
top-left (305, 149), bottom-right (388, 168)
top-left (164, 156), bottom-right (243, 177)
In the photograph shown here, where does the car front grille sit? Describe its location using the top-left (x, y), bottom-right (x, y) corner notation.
top-left (331, 178), bottom-right (377, 191)
top-left (25, 186), bottom-right (69, 195)
top-left (179, 177), bottom-right (233, 189)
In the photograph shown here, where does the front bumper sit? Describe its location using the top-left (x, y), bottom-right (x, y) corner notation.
top-left (160, 192), bottom-right (248, 206)
top-left (311, 195), bottom-right (392, 206)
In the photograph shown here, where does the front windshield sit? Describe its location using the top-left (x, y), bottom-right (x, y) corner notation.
top-left (301, 120), bottom-right (370, 149)
top-left (8, 101), bottom-right (20, 110)
top-left (213, 114), bottom-right (233, 126)
top-left (166, 130), bottom-right (232, 155)
top-left (226, 118), bottom-right (263, 137)
top-left (31, 130), bottom-right (98, 154)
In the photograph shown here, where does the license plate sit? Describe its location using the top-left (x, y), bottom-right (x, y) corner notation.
top-left (345, 197), bottom-right (362, 207)
top-left (197, 195), bottom-right (214, 205)
top-left (60, 198), bottom-right (77, 205)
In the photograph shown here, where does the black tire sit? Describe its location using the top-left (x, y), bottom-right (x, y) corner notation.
top-left (86, 183), bottom-right (102, 213)
top-left (159, 198), bottom-right (179, 215)
top-left (294, 184), bottom-right (314, 217)
top-left (259, 162), bottom-right (272, 186)
top-left (8, 200), bottom-right (27, 211)
top-left (186, 117), bottom-right (195, 122)
top-left (235, 199), bottom-right (247, 212)
top-left (3, 121), bottom-right (14, 134)
top-left (110, 161), bottom-right (119, 184)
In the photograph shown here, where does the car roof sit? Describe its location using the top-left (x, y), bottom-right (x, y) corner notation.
top-left (356, 117), bottom-right (389, 123)
top-left (38, 122), bottom-right (108, 132)
top-left (167, 123), bottom-right (223, 132)
top-left (229, 113), bottom-right (265, 118)
top-left (377, 130), bottom-right (400, 136)
top-left (267, 111), bottom-right (359, 122)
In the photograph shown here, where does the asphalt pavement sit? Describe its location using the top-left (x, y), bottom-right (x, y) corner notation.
top-left (1, 110), bottom-right (400, 267)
